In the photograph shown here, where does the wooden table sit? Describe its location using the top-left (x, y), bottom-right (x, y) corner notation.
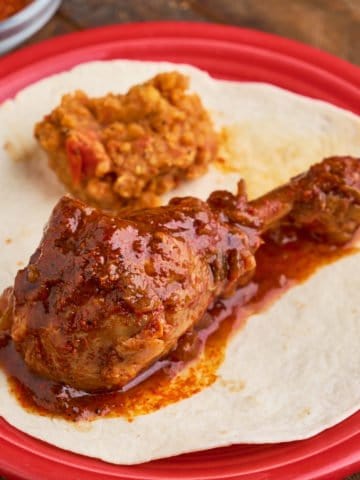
top-left (24, 0), bottom-right (360, 65)
top-left (11, 2), bottom-right (360, 480)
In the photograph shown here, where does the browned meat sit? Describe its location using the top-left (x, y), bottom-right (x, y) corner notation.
top-left (5, 156), bottom-right (360, 392)
top-left (34, 72), bottom-right (218, 212)
top-left (249, 155), bottom-right (360, 243)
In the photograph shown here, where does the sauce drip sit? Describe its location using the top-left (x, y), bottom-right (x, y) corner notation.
top-left (0, 0), bottom-right (32, 21)
top-left (0, 229), bottom-right (357, 422)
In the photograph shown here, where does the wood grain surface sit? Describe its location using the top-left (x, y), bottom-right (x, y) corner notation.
top-left (4, 1), bottom-right (360, 480)
top-left (23, 0), bottom-right (360, 65)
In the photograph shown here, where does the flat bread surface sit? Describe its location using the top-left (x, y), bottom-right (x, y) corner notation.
top-left (0, 60), bottom-right (359, 464)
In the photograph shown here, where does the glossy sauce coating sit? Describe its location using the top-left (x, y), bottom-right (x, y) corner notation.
top-left (0, 228), bottom-right (356, 422)
top-left (11, 195), bottom-right (258, 393)
top-left (9, 157), bottom-right (360, 394)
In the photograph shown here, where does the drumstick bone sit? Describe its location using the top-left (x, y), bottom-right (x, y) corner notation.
top-left (6, 156), bottom-right (360, 392)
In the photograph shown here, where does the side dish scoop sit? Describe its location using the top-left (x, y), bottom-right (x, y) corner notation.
top-left (34, 71), bottom-right (218, 212)
top-left (3, 156), bottom-right (359, 392)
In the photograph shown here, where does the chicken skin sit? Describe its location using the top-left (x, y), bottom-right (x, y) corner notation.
top-left (3, 157), bottom-right (360, 392)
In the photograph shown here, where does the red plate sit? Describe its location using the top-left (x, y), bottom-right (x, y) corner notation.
top-left (0, 22), bottom-right (359, 480)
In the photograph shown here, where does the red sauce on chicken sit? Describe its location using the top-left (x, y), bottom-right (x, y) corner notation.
top-left (0, 230), bottom-right (356, 421)
top-left (0, 156), bottom-right (359, 421)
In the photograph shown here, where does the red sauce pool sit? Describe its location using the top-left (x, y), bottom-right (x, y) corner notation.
top-left (0, 229), bottom-right (357, 421)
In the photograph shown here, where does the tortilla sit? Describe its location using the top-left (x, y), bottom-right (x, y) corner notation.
top-left (0, 60), bottom-right (359, 464)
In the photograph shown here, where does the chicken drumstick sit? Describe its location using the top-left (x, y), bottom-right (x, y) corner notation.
top-left (5, 156), bottom-right (360, 392)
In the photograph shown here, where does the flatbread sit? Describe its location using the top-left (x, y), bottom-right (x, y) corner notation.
top-left (0, 60), bottom-right (359, 464)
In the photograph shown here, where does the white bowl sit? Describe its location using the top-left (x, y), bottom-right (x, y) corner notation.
top-left (0, 0), bottom-right (61, 55)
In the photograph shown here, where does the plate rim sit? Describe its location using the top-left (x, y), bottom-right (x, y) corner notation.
top-left (0, 20), bottom-right (359, 480)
